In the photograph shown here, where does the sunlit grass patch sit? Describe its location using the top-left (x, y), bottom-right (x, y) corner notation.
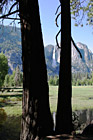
top-left (0, 86), bottom-right (93, 140)
top-left (49, 86), bottom-right (58, 113)
top-left (49, 86), bottom-right (93, 112)
top-left (72, 86), bottom-right (93, 111)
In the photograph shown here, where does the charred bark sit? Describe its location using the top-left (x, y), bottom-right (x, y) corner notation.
top-left (55, 0), bottom-right (73, 134)
top-left (19, 0), bottom-right (53, 139)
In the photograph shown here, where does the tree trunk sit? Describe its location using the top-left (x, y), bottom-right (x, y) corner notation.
top-left (19, 0), bottom-right (53, 139)
top-left (55, 0), bottom-right (73, 134)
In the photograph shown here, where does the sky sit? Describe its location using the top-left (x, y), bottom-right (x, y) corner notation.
top-left (38, 0), bottom-right (93, 52)
top-left (2, 0), bottom-right (93, 52)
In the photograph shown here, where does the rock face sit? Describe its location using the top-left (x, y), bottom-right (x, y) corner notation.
top-left (72, 42), bottom-right (93, 73)
top-left (0, 25), bottom-right (93, 75)
top-left (45, 42), bottom-right (93, 75)
top-left (0, 25), bottom-right (22, 74)
top-left (5, 50), bottom-right (22, 74)
top-left (44, 45), bottom-right (59, 76)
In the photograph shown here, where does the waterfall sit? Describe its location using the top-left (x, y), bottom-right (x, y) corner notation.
top-left (52, 46), bottom-right (57, 68)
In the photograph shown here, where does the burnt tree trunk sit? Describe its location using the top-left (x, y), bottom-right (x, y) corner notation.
top-left (55, 0), bottom-right (73, 134)
top-left (19, 0), bottom-right (53, 139)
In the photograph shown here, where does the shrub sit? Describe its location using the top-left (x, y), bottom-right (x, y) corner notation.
top-left (0, 108), bottom-right (7, 125)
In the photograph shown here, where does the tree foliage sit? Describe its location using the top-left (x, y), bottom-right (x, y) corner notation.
top-left (0, 52), bottom-right (8, 87)
top-left (48, 75), bottom-right (59, 86)
top-left (0, 0), bottom-right (92, 27)
top-left (70, 0), bottom-right (93, 26)
top-left (14, 65), bottom-right (22, 86)
top-left (4, 74), bottom-right (10, 87)
top-left (72, 72), bottom-right (93, 86)
top-left (4, 68), bottom-right (23, 87)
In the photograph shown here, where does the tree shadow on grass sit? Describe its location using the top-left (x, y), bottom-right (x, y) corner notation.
top-left (0, 94), bottom-right (22, 98)
top-left (0, 115), bottom-right (21, 140)
top-left (0, 102), bottom-right (19, 107)
top-left (0, 94), bottom-right (22, 106)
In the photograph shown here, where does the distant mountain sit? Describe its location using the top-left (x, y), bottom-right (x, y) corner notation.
top-left (44, 45), bottom-right (59, 75)
top-left (72, 42), bottom-right (93, 73)
top-left (0, 25), bottom-right (93, 75)
top-left (0, 25), bottom-right (22, 73)
top-left (45, 43), bottom-right (93, 75)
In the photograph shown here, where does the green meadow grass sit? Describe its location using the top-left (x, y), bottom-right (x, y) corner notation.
top-left (49, 86), bottom-right (93, 112)
top-left (0, 86), bottom-right (93, 140)
top-left (72, 86), bottom-right (93, 111)
top-left (49, 86), bottom-right (58, 113)
top-left (0, 86), bottom-right (93, 115)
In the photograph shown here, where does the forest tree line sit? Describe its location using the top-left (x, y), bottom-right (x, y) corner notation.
top-left (4, 71), bottom-right (93, 87)
top-left (4, 66), bottom-right (23, 87)
top-left (0, 52), bottom-right (93, 87)
top-left (48, 72), bottom-right (93, 86)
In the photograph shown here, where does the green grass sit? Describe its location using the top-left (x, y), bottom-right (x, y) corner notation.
top-left (0, 86), bottom-right (93, 139)
top-left (0, 86), bottom-right (93, 114)
top-left (1, 86), bottom-right (93, 115)
top-left (72, 86), bottom-right (93, 111)
top-left (49, 86), bottom-right (93, 112)
top-left (49, 86), bottom-right (58, 112)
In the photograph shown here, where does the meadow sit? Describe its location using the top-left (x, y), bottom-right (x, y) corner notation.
top-left (49, 86), bottom-right (93, 112)
top-left (0, 86), bottom-right (93, 140)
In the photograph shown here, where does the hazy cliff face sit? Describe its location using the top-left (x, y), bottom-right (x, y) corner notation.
top-left (0, 25), bottom-right (93, 75)
top-left (0, 25), bottom-right (22, 74)
top-left (71, 42), bottom-right (93, 73)
top-left (45, 42), bottom-right (93, 75)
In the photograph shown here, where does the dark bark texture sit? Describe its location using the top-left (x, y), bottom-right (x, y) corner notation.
top-left (19, 0), bottom-right (53, 140)
top-left (55, 0), bottom-right (73, 134)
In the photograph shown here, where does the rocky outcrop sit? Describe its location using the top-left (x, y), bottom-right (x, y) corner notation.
top-left (45, 42), bottom-right (93, 75)
top-left (72, 42), bottom-right (93, 73)
top-left (5, 50), bottom-right (22, 74)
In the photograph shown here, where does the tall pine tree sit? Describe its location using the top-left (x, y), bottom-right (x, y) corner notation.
top-left (56, 0), bottom-right (73, 134)
top-left (19, 0), bottom-right (53, 139)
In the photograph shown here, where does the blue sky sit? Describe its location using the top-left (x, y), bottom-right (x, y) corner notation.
top-left (2, 0), bottom-right (93, 52)
top-left (38, 0), bottom-right (93, 52)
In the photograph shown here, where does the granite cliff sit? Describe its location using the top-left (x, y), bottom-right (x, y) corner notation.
top-left (0, 25), bottom-right (93, 75)
top-left (45, 42), bottom-right (93, 75)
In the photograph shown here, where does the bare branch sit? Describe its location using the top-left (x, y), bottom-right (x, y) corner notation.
top-left (55, 12), bottom-right (61, 27)
top-left (1, 17), bottom-right (20, 20)
top-left (71, 37), bottom-right (82, 58)
top-left (55, 4), bottom-right (61, 15)
top-left (0, 10), bottom-right (19, 19)
top-left (8, 2), bottom-right (18, 14)
top-left (56, 29), bottom-right (61, 49)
